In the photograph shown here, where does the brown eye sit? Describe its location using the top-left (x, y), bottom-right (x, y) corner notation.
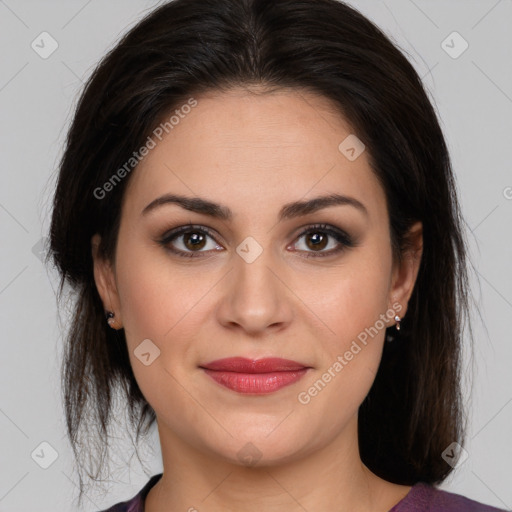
top-left (291, 223), bottom-right (355, 258)
top-left (183, 231), bottom-right (207, 251)
top-left (159, 225), bottom-right (223, 258)
top-left (305, 232), bottom-right (329, 251)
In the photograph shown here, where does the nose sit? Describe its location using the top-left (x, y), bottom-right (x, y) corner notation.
top-left (215, 245), bottom-right (294, 336)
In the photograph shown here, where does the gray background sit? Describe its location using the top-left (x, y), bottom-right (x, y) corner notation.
top-left (0, 1), bottom-right (511, 510)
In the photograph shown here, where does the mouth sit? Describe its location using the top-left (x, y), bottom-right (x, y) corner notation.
top-left (199, 357), bottom-right (311, 394)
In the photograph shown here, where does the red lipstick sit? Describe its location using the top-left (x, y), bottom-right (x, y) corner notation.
top-left (200, 357), bottom-right (310, 394)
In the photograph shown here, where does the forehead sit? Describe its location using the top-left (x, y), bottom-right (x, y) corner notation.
top-left (122, 87), bottom-right (386, 222)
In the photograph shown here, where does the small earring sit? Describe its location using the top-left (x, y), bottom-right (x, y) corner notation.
top-left (394, 315), bottom-right (401, 331)
top-left (106, 311), bottom-right (116, 328)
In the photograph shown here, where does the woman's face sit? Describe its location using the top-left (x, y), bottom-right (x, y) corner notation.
top-left (93, 87), bottom-right (421, 466)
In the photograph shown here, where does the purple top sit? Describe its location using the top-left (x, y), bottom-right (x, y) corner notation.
top-left (99, 473), bottom-right (509, 511)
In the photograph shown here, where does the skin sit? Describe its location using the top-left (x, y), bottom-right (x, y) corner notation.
top-left (92, 87), bottom-right (423, 512)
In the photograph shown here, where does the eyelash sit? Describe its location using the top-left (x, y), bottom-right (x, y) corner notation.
top-left (158, 223), bottom-right (355, 259)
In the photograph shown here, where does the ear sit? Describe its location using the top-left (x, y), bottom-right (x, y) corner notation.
top-left (388, 221), bottom-right (423, 318)
top-left (91, 234), bottom-right (123, 328)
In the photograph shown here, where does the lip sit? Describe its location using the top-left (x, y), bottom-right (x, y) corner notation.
top-left (199, 357), bottom-right (311, 394)
top-left (201, 357), bottom-right (308, 373)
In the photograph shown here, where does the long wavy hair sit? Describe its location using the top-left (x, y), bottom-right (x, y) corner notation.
top-left (48, 0), bottom-right (473, 505)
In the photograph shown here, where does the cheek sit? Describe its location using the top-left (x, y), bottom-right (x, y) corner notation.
top-left (116, 260), bottom-right (169, 342)
top-left (113, 244), bottom-right (193, 404)
top-left (299, 247), bottom-right (393, 414)
top-left (114, 239), bottom-right (218, 378)
top-left (312, 255), bottom-right (392, 348)
top-left (295, 276), bottom-right (390, 434)
top-left (114, 236), bottom-right (194, 340)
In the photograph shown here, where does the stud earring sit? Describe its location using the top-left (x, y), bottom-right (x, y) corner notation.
top-left (106, 311), bottom-right (116, 328)
top-left (394, 315), bottom-right (401, 331)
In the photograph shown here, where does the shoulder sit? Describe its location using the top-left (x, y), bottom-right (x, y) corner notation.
top-left (390, 481), bottom-right (509, 512)
top-left (96, 473), bottom-right (163, 512)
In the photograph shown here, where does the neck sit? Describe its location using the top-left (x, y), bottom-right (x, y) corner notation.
top-left (145, 416), bottom-right (411, 512)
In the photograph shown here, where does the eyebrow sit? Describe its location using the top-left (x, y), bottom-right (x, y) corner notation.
top-left (141, 192), bottom-right (368, 221)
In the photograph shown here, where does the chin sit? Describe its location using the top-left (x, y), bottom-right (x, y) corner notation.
top-left (204, 429), bottom-right (316, 469)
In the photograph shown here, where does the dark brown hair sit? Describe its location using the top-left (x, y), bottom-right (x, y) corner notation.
top-left (48, 0), bottom-right (472, 504)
